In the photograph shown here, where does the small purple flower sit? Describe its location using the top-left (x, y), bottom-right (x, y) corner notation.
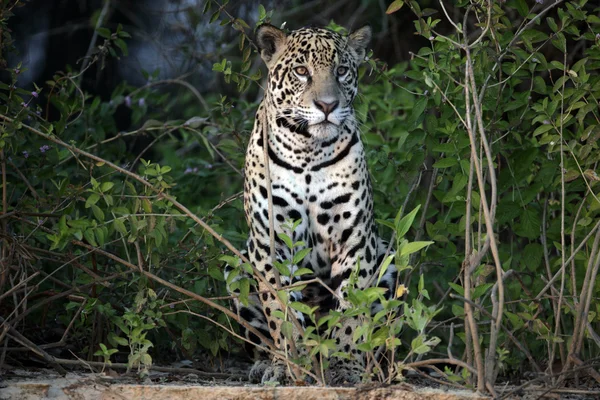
top-left (596, 33), bottom-right (600, 41)
top-left (184, 167), bottom-right (193, 174)
top-left (31, 91), bottom-right (39, 98)
top-left (543, 120), bottom-right (550, 125)
top-left (429, 36), bottom-right (435, 41)
top-left (21, 102), bottom-right (28, 108)
top-left (14, 68), bottom-right (20, 74)
top-left (124, 96), bottom-right (132, 107)
top-left (22, 151), bottom-right (29, 158)
top-left (206, 164), bottom-right (213, 170)
top-left (40, 145), bottom-right (51, 153)
top-left (138, 98), bottom-right (145, 107)
top-left (36, 110), bottom-right (41, 116)
top-left (535, 0), bottom-right (543, 3)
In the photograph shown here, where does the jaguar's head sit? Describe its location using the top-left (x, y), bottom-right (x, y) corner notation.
top-left (256, 24), bottom-right (371, 140)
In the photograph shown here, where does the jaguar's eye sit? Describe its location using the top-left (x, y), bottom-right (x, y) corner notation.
top-left (336, 66), bottom-right (349, 76)
top-left (294, 66), bottom-right (309, 76)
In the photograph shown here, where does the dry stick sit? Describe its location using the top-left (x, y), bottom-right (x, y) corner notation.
top-left (0, 149), bottom-right (7, 304)
top-left (570, 354), bottom-right (600, 385)
top-left (542, 200), bottom-right (566, 363)
top-left (0, 316), bottom-right (67, 375)
top-left (169, 310), bottom-right (318, 382)
top-left (0, 272), bottom-right (39, 303)
top-left (3, 303), bottom-right (85, 353)
top-left (498, 361), bottom-right (600, 400)
top-left (8, 158), bottom-right (39, 200)
top-left (464, 22), bottom-right (504, 387)
top-left (78, 0), bottom-right (111, 79)
top-left (462, 58), bottom-right (486, 394)
top-left (128, 78), bottom-right (210, 112)
top-left (450, 290), bottom-right (542, 375)
top-left (462, 151), bottom-right (482, 389)
top-left (53, 357), bottom-right (245, 380)
top-left (536, 219), bottom-right (600, 301)
top-left (569, 231), bottom-right (600, 366)
top-left (403, 358), bottom-right (478, 377)
top-left (0, 269), bottom-right (134, 344)
top-left (569, 196), bottom-right (588, 305)
top-left (477, 0), bottom-right (565, 103)
top-left (551, 50), bottom-right (569, 379)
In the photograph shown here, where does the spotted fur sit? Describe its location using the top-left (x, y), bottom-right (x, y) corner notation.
top-left (226, 24), bottom-right (397, 385)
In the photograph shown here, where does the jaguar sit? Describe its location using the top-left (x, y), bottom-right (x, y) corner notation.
top-left (226, 23), bottom-right (398, 385)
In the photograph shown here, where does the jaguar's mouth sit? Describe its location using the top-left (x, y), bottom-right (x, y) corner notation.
top-left (313, 118), bottom-right (340, 126)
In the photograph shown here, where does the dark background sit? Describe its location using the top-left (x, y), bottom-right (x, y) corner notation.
top-left (8, 0), bottom-right (430, 98)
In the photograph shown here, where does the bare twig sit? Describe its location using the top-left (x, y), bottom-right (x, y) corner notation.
top-left (0, 316), bottom-right (67, 375)
top-left (78, 0), bottom-right (112, 79)
top-left (53, 357), bottom-right (246, 380)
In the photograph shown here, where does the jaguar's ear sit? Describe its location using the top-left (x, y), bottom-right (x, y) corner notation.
top-left (256, 24), bottom-right (287, 67)
top-left (347, 25), bottom-right (372, 61)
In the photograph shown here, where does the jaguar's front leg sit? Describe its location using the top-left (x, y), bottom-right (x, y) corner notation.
top-left (246, 228), bottom-right (309, 383)
top-left (327, 233), bottom-right (398, 385)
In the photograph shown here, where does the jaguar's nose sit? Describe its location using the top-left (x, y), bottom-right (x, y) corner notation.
top-left (313, 100), bottom-right (339, 117)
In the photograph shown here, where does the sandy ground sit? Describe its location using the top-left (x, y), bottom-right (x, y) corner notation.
top-left (0, 369), bottom-right (490, 400)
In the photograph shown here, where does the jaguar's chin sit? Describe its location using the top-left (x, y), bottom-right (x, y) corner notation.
top-left (308, 121), bottom-right (341, 140)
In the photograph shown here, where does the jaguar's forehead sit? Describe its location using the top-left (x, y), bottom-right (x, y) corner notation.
top-left (283, 28), bottom-right (348, 63)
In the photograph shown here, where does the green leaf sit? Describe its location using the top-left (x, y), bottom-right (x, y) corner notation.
top-left (277, 233), bottom-right (294, 249)
top-left (411, 336), bottom-right (431, 355)
top-left (551, 32), bottom-right (567, 53)
top-left (281, 321), bottom-right (294, 340)
top-left (521, 243), bottom-right (543, 271)
top-left (84, 229), bottom-right (98, 247)
top-left (114, 38), bottom-right (128, 56)
top-left (386, 0), bottom-right (404, 14)
top-left (407, 96), bottom-right (427, 129)
top-left (210, 10), bottom-right (220, 24)
top-left (292, 248), bottom-right (312, 265)
top-left (91, 204), bottom-right (105, 222)
top-left (472, 283), bottom-right (493, 300)
top-left (293, 267), bottom-right (313, 277)
top-left (377, 254), bottom-right (395, 285)
top-left (96, 27), bottom-right (111, 39)
top-left (113, 219), bottom-right (127, 236)
top-left (184, 116), bottom-right (207, 128)
top-left (516, 208), bottom-right (541, 239)
top-left (432, 157), bottom-right (458, 168)
top-left (290, 301), bottom-right (315, 316)
top-left (396, 205), bottom-right (420, 238)
top-left (400, 241), bottom-right (433, 256)
top-left (547, 17), bottom-right (558, 33)
top-left (85, 193), bottom-right (100, 208)
top-left (533, 123), bottom-right (554, 136)
top-left (219, 255), bottom-right (239, 266)
top-left (514, 0), bottom-right (529, 17)
top-left (447, 282), bottom-right (464, 296)
top-left (100, 182), bottom-right (114, 192)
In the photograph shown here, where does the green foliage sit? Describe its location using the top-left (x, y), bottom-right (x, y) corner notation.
top-left (1, 0), bottom-right (599, 392)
